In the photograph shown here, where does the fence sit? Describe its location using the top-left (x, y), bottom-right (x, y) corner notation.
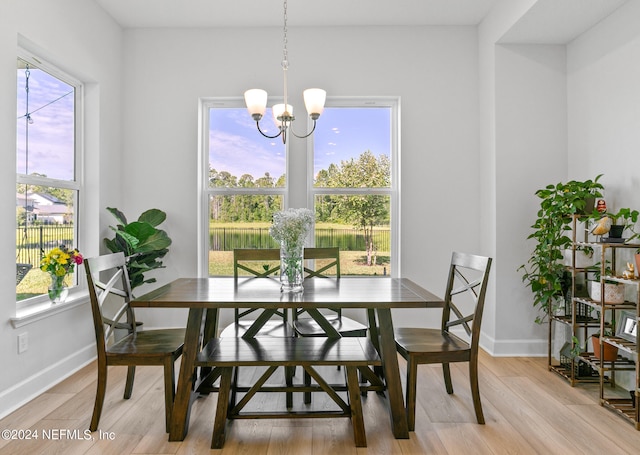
top-left (15, 225), bottom-right (391, 267)
top-left (210, 227), bottom-right (390, 252)
top-left (15, 225), bottom-right (75, 267)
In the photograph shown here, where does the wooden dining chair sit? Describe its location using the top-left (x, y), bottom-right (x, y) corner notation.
top-left (219, 248), bottom-right (294, 337)
top-left (84, 252), bottom-right (185, 432)
top-left (292, 247), bottom-right (368, 338)
top-left (292, 247), bottom-right (369, 403)
top-left (394, 251), bottom-right (492, 431)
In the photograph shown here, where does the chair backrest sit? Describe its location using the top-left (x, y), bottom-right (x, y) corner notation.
top-left (441, 252), bottom-right (492, 352)
top-left (16, 263), bottom-right (32, 285)
top-left (303, 247), bottom-right (340, 278)
top-left (85, 252), bottom-right (137, 357)
top-left (231, 247), bottom-right (342, 322)
top-left (233, 248), bottom-right (283, 322)
top-left (233, 248), bottom-right (281, 278)
top-left (296, 247), bottom-right (341, 320)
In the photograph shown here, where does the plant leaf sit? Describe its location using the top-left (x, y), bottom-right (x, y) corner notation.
top-left (107, 207), bottom-right (128, 226)
top-left (138, 209), bottom-right (167, 227)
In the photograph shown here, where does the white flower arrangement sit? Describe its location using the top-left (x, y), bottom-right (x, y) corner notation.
top-left (269, 208), bottom-right (315, 253)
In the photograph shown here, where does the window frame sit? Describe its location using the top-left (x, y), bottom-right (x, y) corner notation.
top-left (16, 49), bottom-right (84, 311)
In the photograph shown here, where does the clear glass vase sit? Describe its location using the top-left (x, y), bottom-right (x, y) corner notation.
top-left (48, 274), bottom-right (69, 304)
top-left (280, 242), bottom-right (304, 293)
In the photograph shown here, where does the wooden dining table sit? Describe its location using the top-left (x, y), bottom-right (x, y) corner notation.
top-left (131, 276), bottom-right (443, 441)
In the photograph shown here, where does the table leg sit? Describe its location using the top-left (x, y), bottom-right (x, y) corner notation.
top-left (376, 308), bottom-right (409, 439)
top-left (169, 307), bottom-right (204, 441)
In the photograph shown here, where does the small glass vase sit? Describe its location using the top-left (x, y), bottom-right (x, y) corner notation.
top-left (280, 242), bottom-right (304, 293)
top-left (48, 274), bottom-right (69, 304)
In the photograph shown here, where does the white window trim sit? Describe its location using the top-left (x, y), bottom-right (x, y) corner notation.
top-left (16, 48), bottom-right (85, 314)
top-left (307, 97), bottom-right (401, 277)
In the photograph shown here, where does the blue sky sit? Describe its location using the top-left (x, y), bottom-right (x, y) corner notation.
top-left (209, 106), bottom-right (391, 181)
top-left (16, 65), bottom-right (75, 181)
top-left (17, 63), bottom-right (391, 184)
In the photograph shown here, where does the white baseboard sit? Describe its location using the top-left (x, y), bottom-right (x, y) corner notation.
top-left (0, 345), bottom-right (96, 420)
top-left (480, 332), bottom-right (547, 357)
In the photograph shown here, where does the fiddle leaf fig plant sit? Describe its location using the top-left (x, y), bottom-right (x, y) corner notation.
top-left (519, 175), bottom-right (604, 323)
top-left (104, 207), bottom-right (172, 291)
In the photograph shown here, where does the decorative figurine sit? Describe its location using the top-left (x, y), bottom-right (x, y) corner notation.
top-left (596, 199), bottom-right (607, 213)
top-left (591, 215), bottom-right (612, 240)
top-left (623, 262), bottom-right (635, 280)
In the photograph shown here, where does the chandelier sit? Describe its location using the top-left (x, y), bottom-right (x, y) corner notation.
top-left (244, 0), bottom-right (326, 144)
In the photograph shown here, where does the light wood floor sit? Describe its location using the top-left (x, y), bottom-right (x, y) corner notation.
top-left (2, 351), bottom-right (640, 454)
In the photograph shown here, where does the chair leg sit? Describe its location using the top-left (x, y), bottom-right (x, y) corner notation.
top-left (90, 362), bottom-right (108, 431)
top-left (469, 360), bottom-right (485, 424)
top-left (163, 358), bottom-right (176, 433)
top-left (285, 366), bottom-right (294, 408)
top-left (124, 366), bottom-right (136, 399)
top-left (442, 362), bottom-right (453, 394)
top-left (230, 366), bottom-right (239, 409)
top-left (304, 369), bottom-right (312, 404)
top-left (405, 356), bottom-right (418, 432)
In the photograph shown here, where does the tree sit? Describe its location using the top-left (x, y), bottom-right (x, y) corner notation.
top-left (324, 151), bottom-right (390, 265)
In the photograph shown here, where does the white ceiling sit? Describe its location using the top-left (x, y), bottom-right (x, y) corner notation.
top-left (499, 0), bottom-right (629, 44)
top-left (93, 0), bottom-right (500, 28)
top-left (93, 0), bottom-right (630, 44)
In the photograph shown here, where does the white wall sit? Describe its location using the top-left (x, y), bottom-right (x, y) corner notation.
top-left (568, 0), bottom-right (640, 205)
top-left (477, 0), bottom-right (542, 356)
top-left (494, 43), bottom-right (568, 355)
top-left (0, 0), bottom-right (123, 417)
top-left (120, 25), bottom-right (482, 330)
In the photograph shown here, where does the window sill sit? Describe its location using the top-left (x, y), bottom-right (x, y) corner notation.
top-left (11, 291), bottom-right (89, 328)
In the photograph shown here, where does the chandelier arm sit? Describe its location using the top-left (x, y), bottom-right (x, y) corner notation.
top-left (255, 121), bottom-right (283, 140)
top-left (289, 119), bottom-right (317, 139)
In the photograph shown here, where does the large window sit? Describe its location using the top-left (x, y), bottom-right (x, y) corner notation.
top-left (15, 52), bottom-right (83, 306)
top-left (310, 100), bottom-right (397, 277)
top-left (200, 97), bottom-right (398, 277)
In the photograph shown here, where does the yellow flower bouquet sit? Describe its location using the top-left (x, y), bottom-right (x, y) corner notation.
top-left (40, 245), bottom-right (83, 303)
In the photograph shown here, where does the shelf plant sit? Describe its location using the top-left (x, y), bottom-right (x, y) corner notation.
top-left (607, 207), bottom-right (639, 240)
top-left (519, 175), bottom-right (604, 323)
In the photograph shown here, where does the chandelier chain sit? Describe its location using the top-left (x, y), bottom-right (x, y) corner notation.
top-left (282, 0), bottom-right (289, 70)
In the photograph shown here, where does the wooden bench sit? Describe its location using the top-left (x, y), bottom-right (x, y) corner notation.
top-left (196, 336), bottom-right (381, 449)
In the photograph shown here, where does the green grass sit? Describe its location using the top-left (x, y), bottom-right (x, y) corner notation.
top-left (16, 269), bottom-right (77, 301)
top-left (208, 250), bottom-right (390, 276)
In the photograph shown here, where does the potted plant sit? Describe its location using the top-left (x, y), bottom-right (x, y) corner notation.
top-left (586, 261), bottom-right (625, 304)
top-left (103, 207), bottom-right (172, 292)
top-left (571, 327), bottom-right (618, 362)
top-left (519, 175), bottom-right (604, 322)
top-left (562, 245), bottom-right (595, 269)
top-left (590, 331), bottom-right (618, 362)
top-left (607, 207), bottom-right (639, 240)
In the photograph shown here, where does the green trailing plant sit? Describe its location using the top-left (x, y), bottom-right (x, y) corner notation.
top-left (104, 207), bottom-right (172, 291)
top-left (519, 175), bottom-right (604, 323)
